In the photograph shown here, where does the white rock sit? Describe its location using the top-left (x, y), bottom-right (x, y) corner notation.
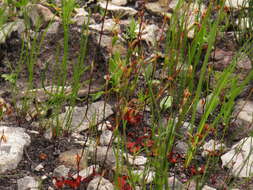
top-left (185, 180), bottom-right (197, 190)
top-left (97, 121), bottom-right (112, 131)
top-left (225, 0), bottom-right (249, 9)
top-left (203, 185), bottom-right (217, 190)
top-left (88, 146), bottom-right (116, 167)
top-left (136, 24), bottom-right (159, 46)
top-left (27, 130), bottom-right (40, 135)
top-left (231, 100), bottom-right (253, 140)
top-left (0, 19), bottom-right (25, 44)
top-left (133, 170), bottom-right (155, 183)
top-left (174, 141), bottom-right (188, 155)
top-left (74, 140), bottom-right (87, 145)
top-left (53, 165), bottom-right (70, 178)
top-left (233, 99), bottom-right (253, 127)
top-left (196, 94), bottom-right (219, 115)
top-left (236, 53), bottom-right (252, 71)
top-left (98, 1), bottom-right (137, 16)
top-left (167, 176), bottom-right (184, 189)
top-left (201, 139), bottom-right (227, 157)
top-left (41, 175), bottom-right (47, 180)
top-left (221, 137), bottom-right (253, 177)
top-left (71, 132), bottom-right (85, 139)
top-left (146, 2), bottom-right (205, 38)
top-left (58, 101), bottom-right (113, 132)
top-left (58, 149), bottom-right (88, 170)
top-left (0, 126), bottom-right (31, 173)
top-left (27, 4), bottom-right (60, 27)
top-left (166, 117), bottom-right (196, 136)
top-left (20, 86), bottom-right (72, 102)
top-left (73, 165), bottom-right (99, 179)
top-left (236, 17), bottom-right (251, 30)
top-left (123, 153), bottom-right (147, 166)
top-left (17, 176), bottom-right (39, 190)
top-left (93, 33), bottom-right (127, 61)
top-left (112, 0), bottom-right (127, 6)
top-left (74, 8), bottom-right (88, 17)
top-left (21, 85), bottom-right (101, 102)
top-left (44, 128), bottom-right (53, 140)
top-left (74, 138), bottom-right (95, 146)
top-left (34, 163), bottom-right (44, 172)
top-left (179, 121), bottom-right (195, 135)
top-left (87, 176), bottom-right (114, 190)
top-left (89, 19), bottom-right (120, 34)
top-left (132, 156), bottom-right (147, 166)
top-left (46, 21), bottom-right (60, 34)
top-left (186, 3), bottom-right (205, 38)
top-left (100, 129), bottom-right (113, 146)
top-left (86, 139), bottom-right (97, 147)
top-left (72, 8), bottom-right (94, 26)
top-left (145, 1), bottom-right (174, 17)
top-left (184, 181), bottom-right (216, 190)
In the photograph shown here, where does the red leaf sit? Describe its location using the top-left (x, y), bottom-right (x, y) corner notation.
top-left (167, 152), bottom-right (180, 164)
top-left (117, 176), bottom-right (132, 190)
top-left (130, 145), bottom-right (141, 153)
top-left (189, 166), bottom-right (197, 176)
top-left (169, 157), bottom-right (177, 164)
top-left (145, 139), bottom-right (154, 147)
top-left (76, 175), bottom-right (82, 184)
top-left (81, 168), bottom-right (98, 183)
top-left (123, 108), bottom-right (142, 125)
top-left (54, 177), bottom-right (65, 189)
top-left (64, 178), bottom-right (79, 189)
top-left (198, 165), bottom-right (205, 174)
top-left (126, 142), bottom-right (141, 153)
top-left (39, 153), bottom-right (48, 160)
top-left (128, 132), bottom-right (135, 137)
top-left (136, 136), bottom-right (146, 144)
top-left (126, 142), bottom-right (136, 149)
top-left (53, 175), bottom-right (84, 189)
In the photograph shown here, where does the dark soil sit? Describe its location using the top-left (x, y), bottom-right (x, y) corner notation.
top-left (0, 1), bottom-right (253, 190)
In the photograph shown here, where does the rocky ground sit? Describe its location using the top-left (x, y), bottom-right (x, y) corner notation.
top-left (0, 0), bottom-right (253, 189)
